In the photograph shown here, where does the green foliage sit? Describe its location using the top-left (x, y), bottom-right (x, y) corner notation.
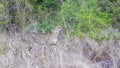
top-left (57, 0), bottom-right (79, 35)
top-left (37, 20), bottom-right (55, 33)
top-left (0, 3), bottom-right (5, 25)
top-left (0, 43), bottom-right (8, 54)
top-left (27, 0), bottom-right (61, 33)
top-left (98, 0), bottom-right (120, 28)
top-left (0, 0), bottom-right (34, 32)
top-left (0, 0), bottom-right (118, 41)
top-left (29, 0), bottom-right (43, 14)
top-left (23, 22), bottom-right (38, 32)
top-left (0, 2), bottom-right (7, 31)
top-left (39, 0), bottom-right (58, 10)
top-left (98, 0), bottom-right (114, 13)
top-left (31, 0), bottom-right (59, 11)
top-left (113, 0), bottom-right (120, 28)
top-left (57, 0), bottom-right (113, 40)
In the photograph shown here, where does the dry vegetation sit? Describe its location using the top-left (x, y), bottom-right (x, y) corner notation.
top-left (0, 0), bottom-right (120, 68)
top-left (0, 31), bottom-right (120, 68)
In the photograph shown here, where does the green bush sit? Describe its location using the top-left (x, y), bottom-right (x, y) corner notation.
top-left (57, 0), bottom-right (113, 40)
top-left (37, 20), bottom-right (55, 33)
top-left (0, 2), bottom-right (8, 32)
top-left (98, 0), bottom-right (120, 28)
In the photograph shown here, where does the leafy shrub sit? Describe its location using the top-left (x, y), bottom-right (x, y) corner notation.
top-left (57, 0), bottom-right (113, 40)
top-left (0, 0), bottom-right (37, 32)
top-left (36, 20), bottom-right (55, 33)
top-left (0, 2), bottom-right (7, 32)
top-left (98, 0), bottom-right (120, 29)
top-left (36, 0), bottom-right (59, 10)
top-left (23, 22), bottom-right (38, 33)
top-left (0, 42), bottom-right (8, 54)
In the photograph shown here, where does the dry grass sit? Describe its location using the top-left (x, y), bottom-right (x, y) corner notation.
top-left (0, 32), bottom-right (120, 68)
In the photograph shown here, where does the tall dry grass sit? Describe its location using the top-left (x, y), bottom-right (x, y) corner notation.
top-left (0, 31), bottom-right (120, 68)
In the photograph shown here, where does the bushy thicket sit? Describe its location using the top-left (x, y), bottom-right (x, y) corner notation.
top-left (58, 0), bottom-right (113, 35)
top-left (56, 0), bottom-right (120, 41)
top-left (0, 0), bottom-right (120, 40)
top-left (0, 0), bottom-right (35, 32)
